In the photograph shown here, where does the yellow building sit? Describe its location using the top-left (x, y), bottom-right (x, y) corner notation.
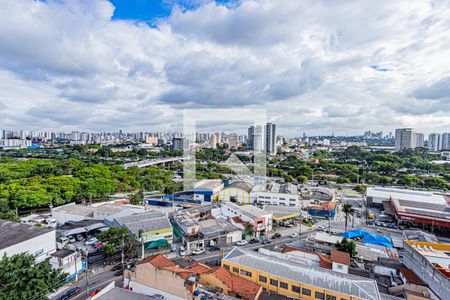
top-left (216, 181), bottom-right (253, 204)
top-left (222, 247), bottom-right (381, 300)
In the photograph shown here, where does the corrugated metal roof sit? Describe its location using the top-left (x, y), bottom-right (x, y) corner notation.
top-left (223, 247), bottom-right (380, 300)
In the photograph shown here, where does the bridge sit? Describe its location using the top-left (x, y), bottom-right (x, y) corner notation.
top-left (123, 156), bottom-right (186, 169)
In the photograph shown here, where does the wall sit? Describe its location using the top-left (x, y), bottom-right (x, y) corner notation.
top-left (218, 188), bottom-right (251, 204)
top-left (251, 191), bottom-right (300, 207)
top-left (0, 230), bottom-right (56, 263)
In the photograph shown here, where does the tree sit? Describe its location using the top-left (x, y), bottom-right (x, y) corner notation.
top-left (337, 176), bottom-right (351, 184)
top-left (243, 224), bottom-right (255, 238)
top-left (297, 176), bottom-right (308, 184)
top-left (342, 203), bottom-right (355, 232)
top-left (397, 174), bottom-right (420, 187)
top-left (0, 253), bottom-right (67, 300)
top-left (97, 227), bottom-right (132, 256)
top-left (130, 190), bottom-right (143, 205)
top-left (336, 238), bottom-right (357, 257)
top-left (355, 184), bottom-right (367, 194)
top-left (424, 177), bottom-right (449, 190)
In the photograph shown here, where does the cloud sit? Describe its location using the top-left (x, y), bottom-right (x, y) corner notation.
top-left (0, 0), bottom-right (449, 136)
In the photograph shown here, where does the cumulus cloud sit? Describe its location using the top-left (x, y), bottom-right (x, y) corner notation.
top-left (0, 0), bottom-right (449, 135)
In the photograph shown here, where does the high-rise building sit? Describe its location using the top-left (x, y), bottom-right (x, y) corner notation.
top-left (265, 122), bottom-right (276, 155)
top-left (172, 137), bottom-right (187, 151)
top-left (428, 133), bottom-right (441, 152)
top-left (395, 128), bottom-right (417, 151)
top-left (441, 133), bottom-right (450, 150)
top-left (210, 134), bottom-right (218, 149)
top-left (248, 125), bottom-right (263, 152)
top-left (228, 133), bottom-right (238, 149)
top-left (416, 133), bottom-right (424, 148)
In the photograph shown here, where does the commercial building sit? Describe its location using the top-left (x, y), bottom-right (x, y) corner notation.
top-left (263, 205), bottom-right (302, 223)
top-left (172, 137), bottom-right (187, 150)
top-left (172, 205), bottom-right (242, 252)
top-left (248, 125), bottom-right (263, 152)
top-left (108, 210), bottom-right (173, 252)
top-left (222, 247), bottom-right (381, 300)
top-left (0, 138), bottom-right (32, 149)
top-left (307, 201), bottom-right (336, 219)
top-left (403, 241), bottom-right (450, 300)
top-left (217, 181), bottom-right (254, 204)
top-left (416, 133), bottom-right (425, 148)
top-left (395, 128), bottom-right (417, 151)
top-left (428, 133), bottom-right (441, 151)
top-left (251, 182), bottom-right (300, 207)
top-left (193, 179), bottom-right (224, 202)
top-left (214, 202), bottom-right (272, 236)
top-left (50, 249), bottom-right (84, 281)
top-left (265, 122), bottom-right (277, 155)
top-left (0, 219), bottom-right (56, 262)
top-left (228, 133), bottom-right (238, 149)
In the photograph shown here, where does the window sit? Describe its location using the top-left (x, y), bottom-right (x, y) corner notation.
top-left (291, 285), bottom-right (301, 293)
top-left (240, 269), bottom-right (252, 277)
top-left (280, 282), bottom-right (288, 289)
top-left (336, 264), bottom-right (343, 270)
top-left (302, 288), bottom-right (311, 296)
top-left (232, 267), bottom-right (239, 273)
top-left (315, 292), bottom-right (325, 300)
top-left (326, 295), bottom-right (336, 300)
top-left (223, 264), bottom-right (230, 270)
top-left (270, 279), bottom-right (278, 286)
top-left (259, 275), bottom-right (267, 283)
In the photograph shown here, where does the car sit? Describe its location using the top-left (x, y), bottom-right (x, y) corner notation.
top-left (249, 238), bottom-right (260, 244)
top-left (261, 238), bottom-right (272, 244)
top-left (375, 221), bottom-right (381, 226)
top-left (192, 248), bottom-right (205, 255)
top-left (152, 294), bottom-right (165, 300)
top-left (89, 289), bottom-right (100, 297)
top-left (68, 236), bottom-right (76, 243)
top-left (85, 237), bottom-right (98, 245)
top-left (94, 242), bottom-right (104, 249)
top-left (76, 234), bottom-right (84, 241)
top-left (271, 233), bottom-right (281, 239)
top-left (171, 244), bottom-right (177, 252)
top-left (179, 246), bottom-right (186, 256)
top-left (236, 240), bottom-right (248, 246)
top-left (114, 269), bottom-right (124, 276)
top-left (58, 287), bottom-right (81, 300)
top-left (290, 232), bottom-right (298, 238)
top-left (210, 245), bottom-right (221, 251)
top-left (111, 263), bottom-right (123, 271)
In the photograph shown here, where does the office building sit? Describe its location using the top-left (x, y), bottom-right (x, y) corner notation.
top-left (251, 182), bottom-right (300, 207)
top-left (441, 133), bottom-right (450, 150)
top-left (210, 134), bottom-right (218, 149)
top-left (428, 133), bottom-right (441, 151)
top-left (265, 122), bottom-right (276, 155)
top-left (416, 133), bottom-right (424, 148)
top-left (222, 247), bottom-right (381, 300)
top-left (172, 137), bottom-right (187, 151)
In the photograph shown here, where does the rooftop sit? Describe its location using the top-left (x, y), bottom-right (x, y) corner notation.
top-left (224, 202), bottom-right (270, 219)
top-left (212, 266), bottom-right (261, 300)
top-left (114, 210), bottom-right (171, 234)
top-left (51, 249), bottom-right (75, 258)
top-left (262, 205), bottom-right (301, 220)
top-left (0, 219), bottom-right (54, 250)
top-left (223, 247), bottom-right (380, 300)
top-left (93, 287), bottom-right (159, 300)
top-left (194, 179), bottom-right (224, 191)
top-left (367, 187), bottom-right (446, 206)
top-left (331, 250), bottom-right (350, 265)
top-left (227, 181), bottom-right (254, 193)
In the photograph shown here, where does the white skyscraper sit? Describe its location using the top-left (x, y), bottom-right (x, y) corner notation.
top-left (416, 133), bottom-right (425, 148)
top-left (395, 128), bottom-right (417, 151)
top-left (247, 125), bottom-right (263, 152)
top-left (428, 133), bottom-right (441, 152)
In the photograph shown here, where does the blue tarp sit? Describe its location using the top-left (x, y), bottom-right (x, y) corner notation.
top-left (340, 229), bottom-right (393, 248)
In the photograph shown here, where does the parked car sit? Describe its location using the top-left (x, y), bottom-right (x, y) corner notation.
top-left (111, 263), bottom-right (123, 271)
top-left (68, 236), bottom-right (76, 243)
top-left (152, 294), bottom-right (165, 300)
top-left (58, 287), bottom-right (81, 300)
top-left (179, 246), bottom-right (186, 256)
top-left (192, 248), bottom-right (205, 255)
top-left (85, 237), bottom-right (98, 245)
top-left (249, 238), bottom-right (260, 244)
top-left (94, 242), bottom-right (104, 249)
top-left (114, 268), bottom-right (124, 276)
top-left (290, 232), bottom-right (298, 238)
top-left (76, 234), bottom-right (84, 241)
top-left (236, 240), bottom-right (248, 246)
top-left (271, 233), bottom-right (281, 239)
top-left (261, 238), bottom-right (272, 244)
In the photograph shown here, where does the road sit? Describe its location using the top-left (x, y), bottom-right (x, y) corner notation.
top-left (51, 268), bottom-right (121, 300)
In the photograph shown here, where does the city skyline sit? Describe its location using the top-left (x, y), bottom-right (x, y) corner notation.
top-left (0, 0), bottom-right (449, 135)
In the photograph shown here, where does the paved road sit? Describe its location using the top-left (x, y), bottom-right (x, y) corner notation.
top-left (51, 268), bottom-right (121, 300)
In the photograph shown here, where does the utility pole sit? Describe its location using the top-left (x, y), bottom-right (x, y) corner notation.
top-left (85, 251), bottom-right (89, 297)
top-left (121, 232), bottom-right (125, 282)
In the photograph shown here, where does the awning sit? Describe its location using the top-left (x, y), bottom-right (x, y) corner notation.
top-left (145, 239), bottom-right (169, 249)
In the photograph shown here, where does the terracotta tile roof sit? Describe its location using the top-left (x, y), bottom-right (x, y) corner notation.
top-left (331, 250), bottom-right (350, 265)
top-left (400, 267), bottom-right (425, 285)
top-left (212, 267), bottom-right (261, 300)
top-left (186, 263), bottom-right (212, 275)
top-left (138, 254), bottom-right (176, 268)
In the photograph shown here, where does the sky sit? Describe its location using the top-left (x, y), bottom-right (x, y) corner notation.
top-left (0, 0), bottom-right (449, 136)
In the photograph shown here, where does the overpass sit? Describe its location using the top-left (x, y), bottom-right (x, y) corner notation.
top-left (123, 156), bottom-right (186, 169)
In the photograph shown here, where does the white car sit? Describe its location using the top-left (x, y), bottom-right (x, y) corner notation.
top-left (179, 246), bottom-right (186, 256)
top-left (290, 233), bottom-right (298, 238)
top-left (68, 236), bottom-right (76, 243)
top-left (236, 240), bottom-right (248, 246)
top-left (85, 237), bottom-right (98, 245)
top-left (192, 248), bottom-right (205, 255)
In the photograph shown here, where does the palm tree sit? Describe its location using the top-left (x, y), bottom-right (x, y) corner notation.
top-left (342, 203), bottom-right (355, 232)
top-left (244, 224), bottom-right (255, 238)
